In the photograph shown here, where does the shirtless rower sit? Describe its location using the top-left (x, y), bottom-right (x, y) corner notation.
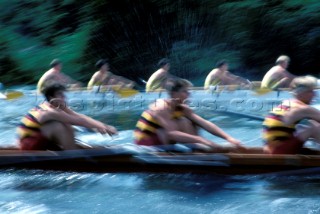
top-left (261, 55), bottom-right (296, 89)
top-left (88, 59), bottom-right (135, 91)
top-left (17, 83), bottom-right (117, 150)
top-left (204, 60), bottom-right (251, 89)
top-left (263, 75), bottom-right (320, 154)
top-left (145, 58), bottom-right (193, 92)
top-left (37, 59), bottom-right (82, 93)
top-left (135, 78), bottom-right (244, 151)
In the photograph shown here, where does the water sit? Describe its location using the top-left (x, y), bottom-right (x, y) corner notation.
top-left (1, 91), bottom-right (320, 213)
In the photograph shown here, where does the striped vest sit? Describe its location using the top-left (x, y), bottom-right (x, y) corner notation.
top-left (262, 100), bottom-right (304, 144)
top-left (134, 107), bottom-right (185, 144)
top-left (17, 103), bottom-right (49, 139)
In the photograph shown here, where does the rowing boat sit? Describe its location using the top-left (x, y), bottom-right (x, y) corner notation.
top-left (1, 144), bottom-right (320, 176)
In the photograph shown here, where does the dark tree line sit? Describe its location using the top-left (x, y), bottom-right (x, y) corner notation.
top-left (0, 0), bottom-right (319, 86)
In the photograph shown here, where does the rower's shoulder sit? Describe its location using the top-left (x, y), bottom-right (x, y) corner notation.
top-left (39, 69), bottom-right (51, 78)
top-left (147, 70), bottom-right (166, 84)
top-left (209, 68), bottom-right (219, 74)
top-left (45, 70), bottom-right (62, 79)
top-left (270, 65), bottom-right (286, 74)
top-left (153, 69), bottom-right (167, 76)
top-left (91, 71), bottom-right (101, 78)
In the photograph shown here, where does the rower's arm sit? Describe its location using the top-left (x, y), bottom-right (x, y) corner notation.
top-left (271, 77), bottom-right (291, 89)
top-left (269, 70), bottom-right (295, 89)
top-left (39, 109), bottom-right (117, 135)
top-left (165, 130), bottom-right (219, 147)
top-left (63, 107), bottom-right (117, 134)
top-left (150, 110), bottom-right (218, 146)
top-left (112, 74), bottom-right (135, 88)
top-left (61, 73), bottom-right (82, 86)
top-left (285, 106), bottom-right (320, 124)
top-left (226, 72), bottom-right (250, 85)
top-left (185, 110), bottom-right (242, 146)
top-left (188, 113), bottom-right (229, 139)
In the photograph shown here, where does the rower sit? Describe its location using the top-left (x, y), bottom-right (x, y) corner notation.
top-left (262, 75), bottom-right (320, 154)
top-left (145, 58), bottom-right (193, 92)
top-left (134, 78), bottom-right (245, 151)
top-left (37, 59), bottom-right (82, 93)
top-left (261, 55), bottom-right (296, 89)
top-left (88, 59), bottom-right (135, 91)
top-left (204, 60), bottom-right (251, 90)
top-left (17, 83), bottom-right (117, 150)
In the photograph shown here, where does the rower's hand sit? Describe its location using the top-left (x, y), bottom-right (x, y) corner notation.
top-left (226, 137), bottom-right (244, 148)
top-left (97, 125), bottom-right (118, 136)
top-left (106, 125), bottom-right (118, 136)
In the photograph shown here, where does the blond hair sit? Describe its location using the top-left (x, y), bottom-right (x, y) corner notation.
top-left (291, 75), bottom-right (317, 94)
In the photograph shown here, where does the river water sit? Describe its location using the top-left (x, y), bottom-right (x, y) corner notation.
top-left (1, 90), bottom-right (320, 214)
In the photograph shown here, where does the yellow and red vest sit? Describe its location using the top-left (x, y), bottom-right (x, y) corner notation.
top-left (262, 100), bottom-right (305, 145)
top-left (17, 103), bottom-right (50, 139)
top-left (134, 105), bottom-right (185, 144)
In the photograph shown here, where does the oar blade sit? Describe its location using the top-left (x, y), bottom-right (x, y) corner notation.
top-left (112, 87), bottom-right (139, 98)
top-left (5, 91), bottom-right (24, 100)
top-left (253, 88), bottom-right (273, 95)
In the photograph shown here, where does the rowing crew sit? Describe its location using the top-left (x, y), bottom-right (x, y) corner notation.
top-left (36, 55), bottom-right (298, 96)
top-left (146, 55), bottom-right (296, 92)
top-left (16, 75), bottom-right (320, 155)
top-left (137, 76), bottom-right (320, 155)
top-left (37, 59), bottom-right (135, 94)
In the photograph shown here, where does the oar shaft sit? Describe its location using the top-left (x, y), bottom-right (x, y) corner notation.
top-left (216, 110), bottom-right (264, 121)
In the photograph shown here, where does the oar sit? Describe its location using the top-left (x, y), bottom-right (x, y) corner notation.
top-left (82, 85), bottom-right (140, 98)
top-left (111, 86), bottom-right (140, 98)
top-left (216, 110), bottom-right (264, 121)
top-left (253, 88), bottom-right (273, 95)
top-left (0, 91), bottom-right (24, 100)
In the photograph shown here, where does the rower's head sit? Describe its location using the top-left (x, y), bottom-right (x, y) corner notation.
top-left (166, 79), bottom-right (190, 103)
top-left (158, 58), bottom-right (170, 71)
top-left (50, 59), bottom-right (62, 71)
top-left (42, 83), bottom-right (67, 106)
top-left (96, 59), bottom-right (110, 72)
top-left (216, 60), bottom-right (228, 71)
top-left (275, 55), bottom-right (290, 69)
top-left (291, 75), bottom-right (317, 104)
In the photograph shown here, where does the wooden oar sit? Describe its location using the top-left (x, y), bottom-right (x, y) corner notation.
top-left (0, 91), bottom-right (24, 100)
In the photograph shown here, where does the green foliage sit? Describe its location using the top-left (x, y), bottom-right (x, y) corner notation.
top-left (0, 0), bottom-right (319, 87)
top-left (0, 0), bottom-right (94, 85)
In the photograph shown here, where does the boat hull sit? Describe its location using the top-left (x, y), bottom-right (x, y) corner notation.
top-left (1, 147), bottom-right (320, 176)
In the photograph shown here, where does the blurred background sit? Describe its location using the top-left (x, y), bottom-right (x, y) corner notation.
top-left (0, 0), bottom-right (319, 87)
